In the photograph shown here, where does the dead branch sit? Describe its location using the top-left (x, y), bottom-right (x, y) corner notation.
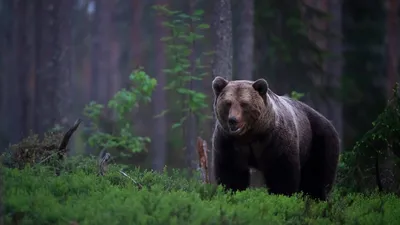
top-left (58, 118), bottom-right (82, 152)
top-left (55, 118), bottom-right (82, 175)
top-left (197, 136), bottom-right (210, 184)
top-left (98, 148), bottom-right (111, 176)
top-left (119, 169), bottom-right (143, 189)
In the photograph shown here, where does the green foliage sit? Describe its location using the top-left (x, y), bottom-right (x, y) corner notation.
top-left (83, 68), bottom-right (157, 154)
top-left (152, 5), bottom-right (212, 130)
top-left (338, 84), bottom-right (400, 193)
top-left (290, 91), bottom-right (305, 101)
top-left (4, 156), bottom-right (400, 225)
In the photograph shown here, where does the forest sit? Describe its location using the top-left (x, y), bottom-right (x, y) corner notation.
top-left (1, 0), bottom-right (400, 224)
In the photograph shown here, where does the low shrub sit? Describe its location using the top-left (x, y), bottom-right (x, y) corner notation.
top-left (3, 156), bottom-right (400, 225)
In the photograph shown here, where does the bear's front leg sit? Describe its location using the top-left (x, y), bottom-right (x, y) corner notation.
top-left (214, 153), bottom-right (250, 192)
top-left (263, 153), bottom-right (301, 197)
top-left (212, 131), bottom-right (250, 192)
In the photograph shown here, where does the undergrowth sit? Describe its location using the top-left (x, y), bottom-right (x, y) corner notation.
top-left (3, 156), bottom-right (400, 225)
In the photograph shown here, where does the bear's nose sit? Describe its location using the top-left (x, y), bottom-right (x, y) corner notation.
top-left (228, 117), bottom-right (238, 127)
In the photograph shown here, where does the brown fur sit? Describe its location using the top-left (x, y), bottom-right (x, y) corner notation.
top-left (211, 76), bottom-right (340, 201)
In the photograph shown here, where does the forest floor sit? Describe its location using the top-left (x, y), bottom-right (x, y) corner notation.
top-left (3, 156), bottom-right (400, 225)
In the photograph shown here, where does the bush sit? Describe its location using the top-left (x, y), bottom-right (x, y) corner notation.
top-left (3, 156), bottom-right (400, 225)
top-left (338, 83), bottom-right (400, 193)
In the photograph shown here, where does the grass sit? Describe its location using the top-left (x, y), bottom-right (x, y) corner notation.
top-left (3, 156), bottom-right (400, 225)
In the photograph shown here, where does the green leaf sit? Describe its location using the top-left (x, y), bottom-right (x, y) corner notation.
top-left (171, 123), bottom-right (182, 129)
top-left (193, 9), bottom-right (204, 16)
top-left (197, 23), bottom-right (210, 29)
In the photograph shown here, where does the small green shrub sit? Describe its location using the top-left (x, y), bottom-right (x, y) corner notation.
top-left (83, 68), bottom-right (157, 156)
top-left (4, 156), bottom-right (400, 225)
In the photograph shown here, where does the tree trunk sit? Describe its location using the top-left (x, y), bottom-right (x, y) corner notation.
top-left (151, 0), bottom-right (168, 172)
top-left (90, 0), bottom-right (112, 105)
top-left (386, 0), bottom-right (398, 95)
top-left (131, 0), bottom-right (143, 69)
top-left (0, 0), bottom-right (14, 150)
top-left (326, 0), bottom-right (343, 151)
top-left (34, 0), bottom-right (65, 135)
top-left (236, 0), bottom-right (254, 80)
top-left (211, 0), bottom-right (233, 183)
top-left (9, 0), bottom-right (27, 143)
top-left (184, 0), bottom-right (200, 173)
top-left (59, 0), bottom-right (74, 128)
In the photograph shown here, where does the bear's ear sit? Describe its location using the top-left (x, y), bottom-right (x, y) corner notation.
top-left (212, 76), bottom-right (229, 96)
top-left (252, 79), bottom-right (269, 96)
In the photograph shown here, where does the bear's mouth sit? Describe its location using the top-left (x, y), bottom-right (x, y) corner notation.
top-left (228, 126), bottom-right (244, 135)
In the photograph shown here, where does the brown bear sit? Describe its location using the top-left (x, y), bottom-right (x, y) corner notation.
top-left (211, 76), bottom-right (340, 201)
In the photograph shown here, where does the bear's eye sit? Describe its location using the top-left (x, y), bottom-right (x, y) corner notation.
top-left (225, 101), bottom-right (232, 107)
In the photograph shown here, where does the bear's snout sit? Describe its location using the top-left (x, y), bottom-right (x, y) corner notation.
top-left (227, 105), bottom-right (244, 134)
top-left (228, 117), bottom-right (239, 131)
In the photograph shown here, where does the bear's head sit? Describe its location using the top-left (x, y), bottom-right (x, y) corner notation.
top-left (212, 76), bottom-right (270, 136)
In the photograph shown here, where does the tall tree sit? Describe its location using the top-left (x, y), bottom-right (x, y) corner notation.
top-left (34, 0), bottom-right (73, 134)
top-left (211, 0), bottom-right (233, 182)
top-left (90, 0), bottom-right (113, 105)
top-left (9, 0), bottom-right (27, 142)
top-left (183, 0), bottom-right (201, 172)
top-left (59, 0), bottom-right (75, 127)
top-left (326, 0), bottom-right (343, 150)
top-left (131, 0), bottom-right (143, 69)
top-left (0, 0), bottom-right (13, 150)
top-left (386, 0), bottom-right (398, 96)
top-left (235, 0), bottom-right (254, 80)
top-left (151, 0), bottom-right (168, 171)
top-left (34, 0), bottom-right (58, 134)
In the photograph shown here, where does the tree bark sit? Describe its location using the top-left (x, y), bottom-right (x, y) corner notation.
top-left (58, 0), bottom-right (74, 127)
top-left (10, 0), bottom-right (27, 142)
top-left (211, 0), bottom-right (233, 183)
top-left (236, 0), bottom-right (254, 80)
top-left (151, 0), bottom-right (168, 172)
top-left (326, 0), bottom-right (343, 151)
top-left (0, 0), bottom-right (14, 150)
top-left (386, 0), bottom-right (398, 95)
top-left (34, 0), bottom-right (63, 134)
top-left (131, 0), bottom-right (143, 69)
top-left (90, 0), bottom-right (112, 105)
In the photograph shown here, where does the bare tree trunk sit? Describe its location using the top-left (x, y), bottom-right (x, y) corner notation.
top-left (236, 0), bottom-right (254, 80)
top-left (0, 0), bottom-right (14, 150)
top-left (26, 1), bottom-right (37, 138)
top-left (184, 0), bottom-right (200, 173)
top-left (151, 0), bottom-right (167, 172)
top-left (10, 0), bottom-right (27, 142)
top-left (211, 0), bottom-right (233, 183)
top-left (59, 0), bottom-right (74, 128)
top-left (326, 0), bottom-right (343, 151)
top-left (131, 0), bottom-right (143, 69)
top-left (34, 0), bottom-right (63, 134)
top-left (90, 0), bottom-right (112, 105)
top-left (386, 0), bottom-right (398, 95)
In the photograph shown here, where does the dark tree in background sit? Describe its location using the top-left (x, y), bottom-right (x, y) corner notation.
top-left (234, 0), bottom-right (254, 80)
top-left (151, 0), bottom-right (168, 172)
